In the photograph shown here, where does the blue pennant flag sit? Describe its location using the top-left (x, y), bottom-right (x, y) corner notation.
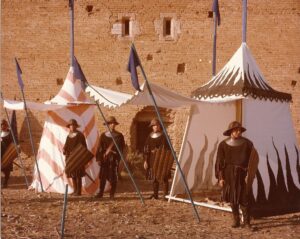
top-left (69, 0), bottom-right (74, 8)
top-left (212, 0), bottom-right (221, 26)
top-left (15, 58), bottom-right (24, 91)
top-left (74, 56), bottom-right (88, 90)
top-left (127, 46), bottom-right (141, 91)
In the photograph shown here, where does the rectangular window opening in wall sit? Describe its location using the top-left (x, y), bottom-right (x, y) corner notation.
top-left (164, 18), bottom-right (172, 37)
top-left (122, 18), bottom-right (130, 36)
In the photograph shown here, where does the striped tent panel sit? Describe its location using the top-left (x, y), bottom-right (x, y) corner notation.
top-left (31, 67), bottom-right (100, 194)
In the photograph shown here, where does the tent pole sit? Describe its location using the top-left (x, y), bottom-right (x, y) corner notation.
top-left (60, 184), bottom-right (69, 239)
top-left (132, 44), bottom-right (200, 222)
top-left (168, 106), bottom-right (193, 202)
top-left (3, 107), bottom-right (29, 188)
top-left (87, 83), bottom-right (145, 205)
top-left (20, 90), bottom-right (44, 192)
top-left (242, 0), bottom-right (247, 43)
top-left (236, 99), bottom-right (243, 122)
top-left (212, 11), bottom-right (217, 76)
top-left (69, 0), bottom-right (75, 67)
top-left (166, 195), bottom-right (232, 213)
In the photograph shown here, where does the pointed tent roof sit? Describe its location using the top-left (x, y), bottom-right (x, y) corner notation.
top-left (29, 66), bottom-right (100, 194)
top-left (192, 43), bottom-right (292, 102)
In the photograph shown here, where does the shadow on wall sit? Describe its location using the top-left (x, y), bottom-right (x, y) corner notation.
top-left (19, 110), bottom-right (43, 157)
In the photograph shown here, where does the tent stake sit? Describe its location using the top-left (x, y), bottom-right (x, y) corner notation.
top-left (60, 184), bottom-right (69, 239)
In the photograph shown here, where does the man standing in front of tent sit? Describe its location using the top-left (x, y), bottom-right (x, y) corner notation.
top-left (143, 118), bottom-right (171, 200)
top-left (215, 121), bottom-right (256, 229)
top-left (1, 119), bottom-right (13, 188)
top-left (63, 119), bottom-right (87, 196)
top-left (95, 116), bottom-right (125, 200)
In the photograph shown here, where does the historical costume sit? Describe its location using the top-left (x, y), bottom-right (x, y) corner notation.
top-left (144, 118), bottom-right (170, 199)
top-left (95, 116), bottom-right (125, 199)
top-left (215, 121), bottom-right (255, 228)
top-left (63, 119), bottom-right (87, 196)
top-left (1, 119), bottom-right (13, 188)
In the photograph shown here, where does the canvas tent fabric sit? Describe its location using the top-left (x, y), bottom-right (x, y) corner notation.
top-left (191, 43), bottom-right (291, 102)
top-left (170, 102), bottom-right (237, 195)
top-left (85, 85), bottom-right (132, 108)
top-left (4, 67), bottom-right (100, 194)
top-left (170, 43), bottom-right (300, 216)
top-left (86, 82), bottom-right (199, 109)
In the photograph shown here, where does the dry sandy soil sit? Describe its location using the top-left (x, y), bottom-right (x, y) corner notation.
top-left (1, 175), bottom-right (300, 239)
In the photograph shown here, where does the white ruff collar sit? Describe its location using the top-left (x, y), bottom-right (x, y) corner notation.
top-left (105, 131), bottom-right (117, 138)
top-left (150, 132), bottom-right (162, 138)
top-left (69, 132), bottom-right (78, 138)
top-left (1, 131), bottom-right (10, 138)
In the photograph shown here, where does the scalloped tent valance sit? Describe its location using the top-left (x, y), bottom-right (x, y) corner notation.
top-left (192, 43), bottom-right (292, 102)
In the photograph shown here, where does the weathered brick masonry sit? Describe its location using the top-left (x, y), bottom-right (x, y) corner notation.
top-left (1, 0), bottom-right (299, 162)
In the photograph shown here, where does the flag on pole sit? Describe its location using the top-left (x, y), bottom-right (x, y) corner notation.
top-left (74, 56), bottom-right (88, 90)
top-left (127, 46), bottom-right (141, 91)
top-left (9, 110), bottom-right (18, 144)
top-left (212, 0), bottom-right (221, 26)
top-left (15, 58), bottom-right (24, 90)
top-left (69, 0), bottom-right (73, 8)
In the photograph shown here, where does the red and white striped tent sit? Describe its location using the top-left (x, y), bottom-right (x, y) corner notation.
top-left (4, 66), bottom-right (100, 194)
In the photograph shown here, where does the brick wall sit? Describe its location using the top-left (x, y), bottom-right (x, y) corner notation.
top-left (1, 0), bottom-right (299, 160)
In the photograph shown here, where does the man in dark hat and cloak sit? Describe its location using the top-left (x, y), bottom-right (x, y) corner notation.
top-left (95, 116), bottom-right (125, 199)
top-left (1, 119), bottom-right (13, 188)
top-left (63, 119), bottom-right (87, 196)
top-left (143, 118), bottom-right (170, 200)
top-left (215, 121), bottom-right (256, 228)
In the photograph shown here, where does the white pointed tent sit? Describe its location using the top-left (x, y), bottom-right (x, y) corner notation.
top-left (169, 43), bottom-right (300, 216)
top-left (4, 66), bottom-right (100, 194)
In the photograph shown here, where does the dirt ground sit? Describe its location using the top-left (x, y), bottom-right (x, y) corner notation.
top-left (1, 175), bottom-right (300, 239)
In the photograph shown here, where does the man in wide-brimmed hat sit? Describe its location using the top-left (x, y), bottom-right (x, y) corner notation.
top-left (215, 121), bottom-right (255, 229)
top-left (63, 119), bottom-right (87, 196)
top-left (103, 116), bottom-right (119, 126)
top-left (143, 118), bottom-right (170, 200)
top-left (95, 116), bottom-right (125, 200)
top-left (1, 119), bottom-right (13, 188)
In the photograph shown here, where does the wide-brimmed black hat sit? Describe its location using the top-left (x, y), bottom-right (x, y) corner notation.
top-left (66, 119), bottom-right (80, 128)
top-left (103, 116), bottom-right (119, 125)
top-left (149, 118), bottom-right (160, 127)
top-left (223, 121), bottom-right (246, 136)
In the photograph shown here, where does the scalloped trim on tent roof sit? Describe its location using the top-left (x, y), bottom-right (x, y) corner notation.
top-left (192, 43), bottom-right (292, 102)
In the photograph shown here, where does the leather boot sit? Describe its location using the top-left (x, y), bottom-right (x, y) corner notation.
top-left (162, 180), bottom-right (169, 200)
top-left (76, 177), bottom-right (82, 196)
top-left (96, 178), bottom-right (106, 199)
top-left (241, 206), bottom-right (251, 229)
top-left (231, 204), bottom-right (240, 228)
top-left (149, 180), bottom-right (159, 199)
top-left (2, 171), bottom-right (10, 188)
top-left (110, 181), bottom-right (117, 200)
top-left (71, 177), bottom-right (77, 195)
